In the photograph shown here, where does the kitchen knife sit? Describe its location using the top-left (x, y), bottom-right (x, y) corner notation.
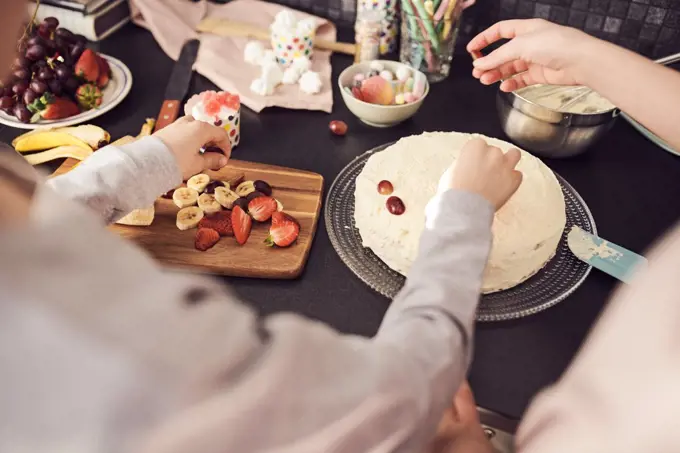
top-left (155, 39), bottom-right (201, 131)
top-left (567, 226), bottom-right (647, 284)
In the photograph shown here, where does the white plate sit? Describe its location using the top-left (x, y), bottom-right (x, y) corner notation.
top-left (0, 54), bottom-right (133, 130)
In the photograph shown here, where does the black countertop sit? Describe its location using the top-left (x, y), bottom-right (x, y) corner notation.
top-left (2, 24), bottom-right (679, 420)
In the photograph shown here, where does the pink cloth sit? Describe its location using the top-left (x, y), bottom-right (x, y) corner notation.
top-left (129, 0), bottom-right (335, 113)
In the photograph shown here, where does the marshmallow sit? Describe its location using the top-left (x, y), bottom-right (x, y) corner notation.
top-left (296, 18), bottom-right (316, 35)
top-left (282, 66), bottom-right (302, 84)
top-left (250, 78), bottom-right (273, 96)
top-left (258, 50), bottom-right (277, 66)
top-left (291, 56), bottom-right (311, 73)
top-left (369, 61), bottom-right (385, 72)
top-left (353, 73), bottom-right (366, 84)
top-left (244, 41), bottom-right (265, 65)
top-left (395, 93), bottom-right (405, 105)
top-left (379, 70), bottom-right (393, 81)
top-left (273, 10), bottom-right (298, 32)
top-left (396, 66), bottom-right (411, 82)
top-left (413, 72), bottom-right (426, 97)
top-left (403, 92), bottom-right (418, 103)
top-left (261, 61), bottom-right (283, 87)
top-left (299, 70), bottom-right (322, 94)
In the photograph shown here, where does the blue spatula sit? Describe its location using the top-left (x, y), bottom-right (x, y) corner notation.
top-left (567, 226), bottom-right (647, 284)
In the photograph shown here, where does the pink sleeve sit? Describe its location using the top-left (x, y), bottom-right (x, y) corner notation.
top-left (517, 225), bottom-right (680, 453)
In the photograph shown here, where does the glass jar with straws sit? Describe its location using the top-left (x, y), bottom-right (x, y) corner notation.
top-left (399, 0), bottom-right (473, 82)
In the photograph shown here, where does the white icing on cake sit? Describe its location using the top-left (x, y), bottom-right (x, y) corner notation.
top-left (354, 132), bottom-right (567, 293)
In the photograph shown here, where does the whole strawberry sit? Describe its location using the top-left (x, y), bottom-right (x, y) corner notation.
top-left (95, 54), bottom-right (111, 88)
top-left (75, 49), bottom-right (100, 83)
top-left (76, 84), bottom-right (103, 110)
top-left (27, 93), bottom-right (80, 122)
top-left (265, 212), bottom-right (300, 247)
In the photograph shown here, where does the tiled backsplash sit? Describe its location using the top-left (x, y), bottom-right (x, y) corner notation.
top-left (265, 0), bottom-right (680, 57)
top-left (491, 0), bottom-right (680, 57)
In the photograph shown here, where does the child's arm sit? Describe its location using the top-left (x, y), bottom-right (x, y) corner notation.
top-left (468, 19), bottom-right (680, 151)
top-left (46, 118), bottom-right (230, 224)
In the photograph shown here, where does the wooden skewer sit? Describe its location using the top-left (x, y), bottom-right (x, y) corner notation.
top-left (196, 17), bottom-right (357, 56)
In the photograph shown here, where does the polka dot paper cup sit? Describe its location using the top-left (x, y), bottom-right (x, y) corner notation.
top-left (185, 91), bottom-right (241, 150)
top-left (271, 29), bottom-right (315, 66)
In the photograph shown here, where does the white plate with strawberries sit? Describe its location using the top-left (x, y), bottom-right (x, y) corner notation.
top-left (0, 52), bottom-right (132, 130)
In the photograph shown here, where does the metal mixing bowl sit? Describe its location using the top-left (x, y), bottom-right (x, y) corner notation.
top-left (497, 89), bottom-right (619, 158)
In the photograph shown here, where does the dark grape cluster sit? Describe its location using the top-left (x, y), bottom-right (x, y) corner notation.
top-left (1, 17), bottom-right (86, 123)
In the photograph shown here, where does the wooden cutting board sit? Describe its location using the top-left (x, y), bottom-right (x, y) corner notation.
top-left (53, 158), bottom-right (324, 279)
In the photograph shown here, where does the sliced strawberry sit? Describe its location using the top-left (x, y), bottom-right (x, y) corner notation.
top-left (232, 205), bottom-right (252, 245)
top-left (75, 49), bottom-right (100, 83)
top-left (248, 196), bottom-right (277, 222)
top-left (265, 212), bottom-right (300, 247)
top-left (198, 211), bottom-right (234, 237)
top-left (195, 227), bottom-right (220, 251)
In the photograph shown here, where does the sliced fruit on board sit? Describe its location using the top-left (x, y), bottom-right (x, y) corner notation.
top-left (187, 174), bottom-right (210, 192)
top-left (116, 206), bottom-right (155, 226)
top-left (12, 125), bottom-right (110, 150)
top-left (198, 211), bottom-right (234, 237)
top-left (232, 205), bottom-right (252, 245)
top-left (248, 196), bottom-right (277, 222)
top-left (265, 211), bottom-right (300, 247)
top-left (14, 130), bottom-right (91, 152)
top-left (197, 193), bottom-right (222, 214)
top-left (173, 187), bottom-right (199, 208)
top-left (176, 206), bottom-right (204, 231)
top-left (23, 145), bottom-right (93, 165)
top-left (195, 227), bottom-right (220, 251)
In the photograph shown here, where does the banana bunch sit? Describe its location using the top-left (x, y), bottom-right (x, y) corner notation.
top-left (12, 124), bottom-right (110, 165)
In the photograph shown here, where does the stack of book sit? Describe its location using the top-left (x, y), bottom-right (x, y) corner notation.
top-left (29, 0), bottom-right (131, 42)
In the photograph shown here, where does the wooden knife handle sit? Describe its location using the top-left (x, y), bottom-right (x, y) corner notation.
top-left (315, 39), bottom-right (356, 56)
top-left (155, 100), bottom-right (181, 131)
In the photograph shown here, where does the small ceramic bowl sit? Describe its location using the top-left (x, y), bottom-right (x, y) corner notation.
top-left (338, 60), bottom-right (429, 128)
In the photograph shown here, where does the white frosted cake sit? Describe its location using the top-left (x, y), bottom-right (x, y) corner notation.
top-left (354, 132), bottom-right (567, 293)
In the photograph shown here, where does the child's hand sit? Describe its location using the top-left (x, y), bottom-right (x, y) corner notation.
top-left (153, 116), bottom-right (232, 180)
top-left (467, 19), bottom-right (600, 92)
top-left (439, 138), bottom-right (522, 211)
top-left (427, 381), bottom-right (496, 453)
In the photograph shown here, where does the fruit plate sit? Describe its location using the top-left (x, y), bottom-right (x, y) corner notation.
top-left (53, 158), bottom-right (324, 279)
top-left (325, 143), bottom-right (597, 322)
top-left (0, 54), bottom-right (132, 130)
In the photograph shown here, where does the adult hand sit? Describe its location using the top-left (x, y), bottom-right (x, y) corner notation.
top-left (467, 19), bottom-right (602, 92)
top-left (427, 381), bottom-right (496, 453)
top-left (439, 137), bottom-right (523, 211)
top-left (153, 116), bottom-right (232, 180)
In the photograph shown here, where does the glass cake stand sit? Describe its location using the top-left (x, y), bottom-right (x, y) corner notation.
top-left (325, 142), bottom-right (597, 322)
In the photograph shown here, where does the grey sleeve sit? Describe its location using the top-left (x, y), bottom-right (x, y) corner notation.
top-left (46, 136), bottom-right (182, 224)
top-left (158, 190), bottom-right (494, 453)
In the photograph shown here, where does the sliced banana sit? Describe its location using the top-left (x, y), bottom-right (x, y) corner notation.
top-left (220, 181), bottom-right (231, 191)
top-left (176, 206), bottom-right (204, 231)
top-left (214, 187), bottom-right (240, 209)
top-left (198, 193), bottom-right (222, 214)
top-left (173, 187), bottom-right (199, 208)
top-left (275, 199), bottom-right (284, 212)
top-left (235, 180), bottom-right (256, 197)
top-left (187, 174), bottom-right (210, 193)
